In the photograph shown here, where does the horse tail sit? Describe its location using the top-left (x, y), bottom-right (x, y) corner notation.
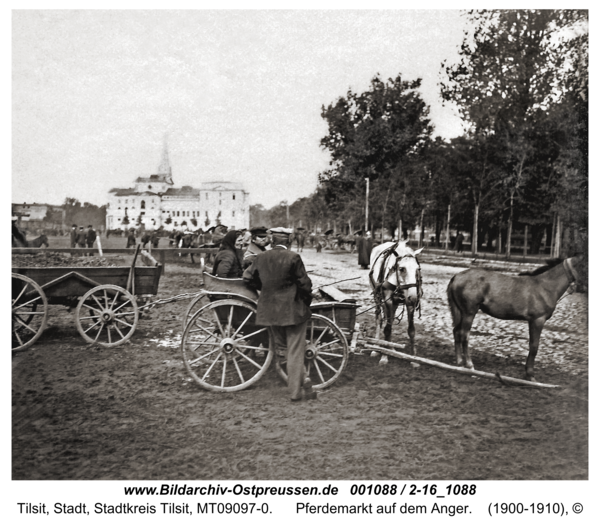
top-left (446, 276), bottom-right (462, 329)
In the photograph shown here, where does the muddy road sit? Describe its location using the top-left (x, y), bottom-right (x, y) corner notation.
top-left (12, 247), bottom-right (588, 480)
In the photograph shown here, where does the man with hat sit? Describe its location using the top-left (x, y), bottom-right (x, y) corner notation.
top-left (243, 227), bottom-right (315, 402)
top-left (243, 226), bottom-right (271, 269)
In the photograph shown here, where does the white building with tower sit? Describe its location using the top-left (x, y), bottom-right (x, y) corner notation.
top-left (106, 141), bottom-right (249, 232)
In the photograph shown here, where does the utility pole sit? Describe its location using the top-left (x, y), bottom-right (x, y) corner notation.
top-left (365, 178), bottom-right (369, 233)
top-left (445, 204), bottom-right (451, 250)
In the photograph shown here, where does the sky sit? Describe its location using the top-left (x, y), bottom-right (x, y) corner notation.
top-left (12, 10), bottom-right (469, 210)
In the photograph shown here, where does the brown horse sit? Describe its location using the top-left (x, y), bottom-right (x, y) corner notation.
top-left (27, 234), bottom-right (49, 248)
top-left (11, 224), bottom-right (49, 248)
top-left (447, 256), bottom-right (583, 381)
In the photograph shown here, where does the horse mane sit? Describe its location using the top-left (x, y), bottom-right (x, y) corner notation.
top-left (518, 258), bottom-right (564, 276)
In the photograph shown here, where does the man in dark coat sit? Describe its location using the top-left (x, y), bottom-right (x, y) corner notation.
top-left (243, 226), bottom-right (271, 269)
top-left (243, 227), bottom-right (314, 402)
top-left (455, 231), bottom-right (464, 253)
top-left (76, 226), bottom-right (87, 248)
top-left (70, 224), bottom-right (78, 248)
top-left (357, 230), bottom-right (373, 269)
top-left (86, 225), bottom-right (96, 249)
top-left (126, 229), bottom-right (136, 248)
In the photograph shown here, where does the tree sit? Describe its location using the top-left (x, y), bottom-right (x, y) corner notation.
top-left (249, 204), bottom-right (270, 227)
top-left (320, 74), bottom-right (433, 234)
top-left (440, 10), bottom-right (588, 255)
top-left (62, 197), bottom-right (106, 230)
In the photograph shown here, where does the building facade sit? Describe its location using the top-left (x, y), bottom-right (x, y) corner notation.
top-left (106, 144), bottom-right (249, 231)
top-left (12, 203), bottom-right (66, 232)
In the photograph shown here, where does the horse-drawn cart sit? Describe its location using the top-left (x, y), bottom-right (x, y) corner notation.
top-left (180, 273), bottom-right (357, 392)
top-left (12, 249), bottom-right (162, 352)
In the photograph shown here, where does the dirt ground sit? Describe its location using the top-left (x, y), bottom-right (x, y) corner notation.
top-left (12, 244), bottom-right (588, 480)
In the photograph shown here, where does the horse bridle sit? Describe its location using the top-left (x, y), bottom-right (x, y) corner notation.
top-left (370, 244), bottom-right (423, 310)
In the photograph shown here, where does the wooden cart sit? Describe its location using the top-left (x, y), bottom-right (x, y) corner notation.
top-left (12, 249), bottom-right (162, 351)
top-left (180, 273), bottom-right (358, 392)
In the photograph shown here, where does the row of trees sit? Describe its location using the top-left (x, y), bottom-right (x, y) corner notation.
top-left (254, 10), bottom-right (587, 258)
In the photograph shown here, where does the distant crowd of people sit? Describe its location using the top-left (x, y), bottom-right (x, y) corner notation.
top-left (70, 224), bottom-right (97, 249)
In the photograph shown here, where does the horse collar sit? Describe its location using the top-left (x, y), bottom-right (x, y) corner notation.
top-left (563, 258), bottom-right (579, 283)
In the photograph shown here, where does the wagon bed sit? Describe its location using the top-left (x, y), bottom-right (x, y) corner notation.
top-left (12, 249), bottom-right (162, 352)
top-left (12, 265), bottom-right (161, 301)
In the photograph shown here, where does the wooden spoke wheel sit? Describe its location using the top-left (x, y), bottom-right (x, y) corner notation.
top-left (12, 273), bottom-right (48, 352)
top-left (181, 292), bottom-right (209, 333)
top-left (181, 299), bottom-right (272, 392)
top-left (75, 285), bottom-right (139, 347)
top-left (275, 314), bottom-right (349, 390)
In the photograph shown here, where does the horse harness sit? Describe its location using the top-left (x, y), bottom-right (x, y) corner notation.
top-left (370, 242), bottom-right (423, 321)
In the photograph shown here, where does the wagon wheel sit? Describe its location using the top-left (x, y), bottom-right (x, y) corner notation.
top-left (181, 292), bottom-right (210, 333)
top-left (75, 285), bottom-right (139, 347)
top-left (12, 273), bottom-right (48, 352)
top-left (275, 314), bottom-right (349, 390)
top-left (181, 299), bottom-right (273, 392)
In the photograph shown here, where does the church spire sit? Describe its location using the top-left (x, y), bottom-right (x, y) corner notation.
top-left (157, 134), bottom-right (173, 185)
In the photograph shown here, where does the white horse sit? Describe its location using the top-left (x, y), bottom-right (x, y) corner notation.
top-left (368, 241), bottom-right (423, 365)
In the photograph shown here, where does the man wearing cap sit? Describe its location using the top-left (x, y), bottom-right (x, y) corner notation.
top-left (243, 227), bottom-right (315, 402)
top-left (243, 226), bottom-right (271, 269)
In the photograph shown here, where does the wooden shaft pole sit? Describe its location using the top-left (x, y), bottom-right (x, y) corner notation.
top-left (358, 339), bottom-right (559, 388)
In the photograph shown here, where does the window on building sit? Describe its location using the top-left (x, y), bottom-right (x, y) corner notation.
top-left (148, 185), bottom-right (152, 190)
top-left (141, 200), bottom-right (146, 209)
top-left (233, 193), bottom-right (236, 200)
top-left (232, 211), bottom-right (235, 217)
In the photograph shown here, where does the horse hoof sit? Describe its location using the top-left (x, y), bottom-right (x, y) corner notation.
top-left (378, 358), bottom-right (388, 366)
top-left (370, 351), bottom-right (381, 358)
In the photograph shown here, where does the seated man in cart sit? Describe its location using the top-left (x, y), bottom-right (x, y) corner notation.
top-left (243, 226), bottom-right (271, 269)
top-left (243, 227), bottom-right (316, 402)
